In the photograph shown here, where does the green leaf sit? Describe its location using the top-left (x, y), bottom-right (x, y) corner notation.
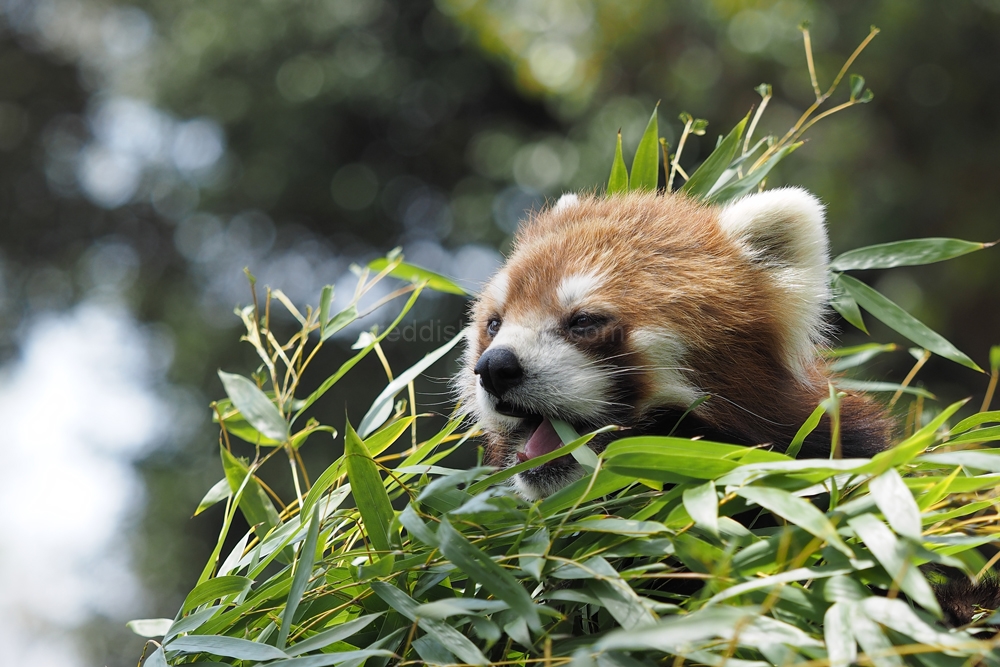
top-left (786, 403), bottom-right (826, 458)
top-left (991, 345), bottom-right (1000, 372)
top-left (519, 527), bottom-right (549, 580)
top-left (830, 274), bottom-right (868, 333)
top-left (681, 112), bottom-right (749, 198)
top-left (682, 481), bottom-right (719, 537)
top-left (837, 273), bottom-right (983, 372)
top-left (834, 379), bottom-right (935, 399)
top-left (370, 582), bottom-right (489, 665)
top-left (218, 371), bottom-right (289, 441)
top-left (415, 599), bottom-right (509, 619)
top-left (629, 105), bottom-right (660, 191)
top-left (265, 649), bottom-right (396, 666)
top-left (849, 74), bottom-right (866, 100)
top-left (344, 420), bottom-right (395, 553)
top-left (950, 410), bottom-right (1000, 434)
top-left (182, 575), bottom-right (252, 613)
top-left (603, 437), bottom-right (741, 481)
top-left (321, 304), bottom-right (359, 342)
top-left (144, 647), bottom-right (168, 667)
top-left (831, 238), bottom-right (991, 271)
top-left (847, 513), bottom-right (941, 616)
top-left (220, 447), bottom-right (281, 539)
top-left (368, 258), bottom-right (470, 296)
top-left (708, 565), bottom-right (856, 606)
top-left (277, 505), bottom-right (321, 648)
top-left (607, 131), bottom-right (628, 194)
top-left (921, 448), bottom-right (1000, 470)
top-left (828, 343), bottom-right (897, 371)
top-left (861, 597), bottom-right (971, 648)
top-left (195, 478), bottom-right (231, 516)
top-left (126, 618), bottom-right (173, 638)
top-left (948, 426), bottom-right (1000, 445)
top-left (869, 469), bottom-right (922, 541)
top-left (736, 486), bottom-right (853, 557)
top-left (849, 611), bottom-right (901, 667)
top-left (165, 635), bottom-right (289, 660)
top-left (707, 143), bottom-right (800, 203)
top-left (318, 285), bottom-right (334, 336)
top-left (358, 330), bottom-right (464, 437)
top-left (436, 516), bottom-right (542, 632)
top-left (824, 602), bottom-right (857, 667)
top-left (285, 613), bottom-right (383, 656)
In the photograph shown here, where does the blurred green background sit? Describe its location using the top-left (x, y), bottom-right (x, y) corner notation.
top-left (0, 0), bottom-right (997, 664)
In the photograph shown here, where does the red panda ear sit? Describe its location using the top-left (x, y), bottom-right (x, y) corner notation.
top-left (718, 187), bottom-right (830, 374)
top-left (717, 187), bottom-right (828, 271)
top-left (552, 193), bottom-right (580, 212)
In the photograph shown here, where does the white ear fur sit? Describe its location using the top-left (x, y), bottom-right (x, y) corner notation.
top-left (718, 187), bottom-right (830, 376)
top-left (553, 193), bottom-right (580, 212)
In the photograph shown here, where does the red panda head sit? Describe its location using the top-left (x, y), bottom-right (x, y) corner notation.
top-left (457, 188), bottom-right (883, 500)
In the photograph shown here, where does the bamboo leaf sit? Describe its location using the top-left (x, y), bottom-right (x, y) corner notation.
top-left (144, 647), bottom-right (168, 667)
top-left (368, 258), bottom-right (470, 296)
top-left (285, 613), bottom-right (383, 656)
top-left (830, 274), bottom-right (868, 333)
top-left (358, 330), bottom-right (464, 437)
top-left (318, 284), bottom-right (334, 336)
top-left (834, 379), bottom-right (935, 399)
top-left (344, 421), bottom-right (395, 553)
top-left (824, 602), bottom-right (857, 667)
top-left (195, 478), bottom-right (232, 516)
top-left (869, 469), bottom-right (922, 541)
top-left (831, 238), bottom-right (992, 271)
top-left (608, 131), bottom-right (629, 194)
top-left (737, 486), bottom-right (853, 557)
top-left (682, 112), bottom-right (749, 198)
top-left (220, 447), bottom-right (281, 539)
top-left (126, 618), bottom-right (173, 638)
top-left (950, 410), bottom-right (1000, 435)
top-left (165, 635), bottom-right (289, 660)
top-left (629, 105), bottom-right (660, 191)
top-left (682, 481), bottom-right (719, 537)
top-left (277, 504), bottom-right (321, 648)
top-left (847, 513), bottom-right (941, 616)
top-left (708, 143), bottom-right (801, 203)
top-left (371, 582), bottom-right (489, 665)
top-left (786, 403), bottom-right (826, 458)
top-left (837, 273), bottom-right (982, 372)
top-left (218, 371), bottom-right (289, 441)
top-left (436, 516), bottom-right (542, 632)
top-left (182, 575), bottom-right (252, 613)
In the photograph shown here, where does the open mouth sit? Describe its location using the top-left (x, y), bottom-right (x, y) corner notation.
top-left (515, 417), bottom-right (566, 464)
top-left (492, 402), bottom-right (587, 467)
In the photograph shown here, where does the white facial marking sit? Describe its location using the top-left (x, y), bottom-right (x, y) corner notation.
top-left (630, 327), bottom-right (703, 410)
top-left (557, 271), bottom-right (604, 311)
top-left (485, 271), bottom-right (509, 310)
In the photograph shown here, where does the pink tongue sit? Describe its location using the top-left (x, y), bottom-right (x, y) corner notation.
top-left (524, 418), bottom-right (564, 460)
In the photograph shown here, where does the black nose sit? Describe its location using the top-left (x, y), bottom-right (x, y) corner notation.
top-left (474, 347), bottom-right (524, 398)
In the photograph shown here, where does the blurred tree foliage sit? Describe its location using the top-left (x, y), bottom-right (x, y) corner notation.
top-left (0, 0), bottom-right (998, 664)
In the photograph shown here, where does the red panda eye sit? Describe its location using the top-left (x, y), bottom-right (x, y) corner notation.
top-left (487, 319), bottom-right (501, 337)
top-left (569, 313), bottom-right (603, 332)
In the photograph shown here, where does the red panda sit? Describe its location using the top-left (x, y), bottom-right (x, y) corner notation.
top-left (457, 188), bottom-right (893, 500)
